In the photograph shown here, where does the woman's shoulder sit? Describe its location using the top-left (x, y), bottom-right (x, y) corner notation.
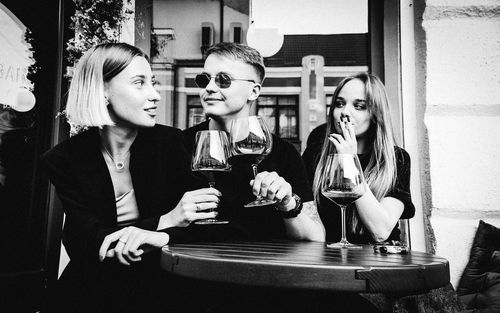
top-left (393, 146), bottom-right (411, 172)
top-left (182, 120), bottom-right (209, 142)
top-left (42, 128), bottom-right (98, 157)
top-left (138, 124), bottom-right (183, 140)
top-left (41, 128), bottom-right (101, 171)
top-left (151, 124), bottom-right (182, 134)
top-left (394, 146), bottom-right (410, 162)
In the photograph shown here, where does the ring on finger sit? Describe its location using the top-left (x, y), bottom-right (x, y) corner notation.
top-left (118, 238), bottom-right (127, 244)
top-left (196, 203), bottom-right (201, 211)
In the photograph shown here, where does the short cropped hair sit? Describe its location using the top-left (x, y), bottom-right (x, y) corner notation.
top-left (204, 42), bottom-right (266, 84)
top-left (65, 42), bottom-right (148, 127)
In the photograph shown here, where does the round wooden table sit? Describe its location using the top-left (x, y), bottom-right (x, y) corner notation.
top-left (161, 240), bottom-right (450, 294)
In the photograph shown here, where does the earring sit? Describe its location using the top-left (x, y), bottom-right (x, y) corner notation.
top-left (104, 97), bottom-right (110, 106)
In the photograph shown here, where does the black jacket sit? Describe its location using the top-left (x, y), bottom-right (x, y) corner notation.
top-left (41, 125), bottom-right (196, 273)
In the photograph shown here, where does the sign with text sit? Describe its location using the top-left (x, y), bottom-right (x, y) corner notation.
top-left (0, 3), bottom-right (35, 108)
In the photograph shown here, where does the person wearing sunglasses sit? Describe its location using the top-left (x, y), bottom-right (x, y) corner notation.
top-left (182, 43), bottom-right (380, 313)
top-left (183, 42), bottom-right (325, 242)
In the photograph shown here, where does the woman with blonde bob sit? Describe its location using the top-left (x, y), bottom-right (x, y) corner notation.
top-left (42, 42), bottom-right (221, 313)
top-left (306, 72), bottom-right (415, 244)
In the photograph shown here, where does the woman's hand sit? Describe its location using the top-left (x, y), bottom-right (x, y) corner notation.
top-left (99, 226), bottom-right (169, 266)
top-left (328, 119), bottom-right (357, 154)
top-left (158, 188), bottom-right (221, 228)
top-left (250, 171), bottom-right (295, 211)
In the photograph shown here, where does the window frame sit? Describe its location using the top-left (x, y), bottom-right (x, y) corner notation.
top-left (186, 94), bottom-right (205, 128)
top-left (256, 94), bottom-right (300, 140)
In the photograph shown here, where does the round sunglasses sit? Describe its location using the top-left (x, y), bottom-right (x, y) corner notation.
top-left (195, 73), bottom-right (255, 89)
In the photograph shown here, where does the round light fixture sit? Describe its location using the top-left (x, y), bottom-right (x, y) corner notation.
top-left (246, 24), bottom-right (284, 58)
top-left (6, 87), bottom-right (36, 112)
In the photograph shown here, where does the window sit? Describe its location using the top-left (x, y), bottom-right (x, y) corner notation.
top-left (257, 95), bottom-right (299, 139)
top-left (201, 22), bottom-right (215, 55)
top-left (230, 22), bottom-right (243, 43)
top-left (187, 95), bottom-right (205, 128)
top-left (325, 94), bottom-right (333, 117)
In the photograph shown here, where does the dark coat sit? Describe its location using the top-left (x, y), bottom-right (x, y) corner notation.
top-left (41, 125), bottom-right (196, 312)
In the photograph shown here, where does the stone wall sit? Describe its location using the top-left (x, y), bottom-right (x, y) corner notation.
top-left (419, 0), bottom-right (500, 286)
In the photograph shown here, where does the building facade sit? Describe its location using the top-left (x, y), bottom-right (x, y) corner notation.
top-left (137, 0), bottom-right (369, 151)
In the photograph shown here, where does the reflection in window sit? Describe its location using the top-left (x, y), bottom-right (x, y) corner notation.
top-left (258, 107), bottom-right (276, 133)
top-left (257, 95), bottom-right (298, 139)
top-left (326, 94), bottom-right (333, 117)
top-left (187, 95), bottom-right (205, 128)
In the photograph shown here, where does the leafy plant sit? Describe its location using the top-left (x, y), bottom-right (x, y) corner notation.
top-left (66, 0), bottom-right (133, 64)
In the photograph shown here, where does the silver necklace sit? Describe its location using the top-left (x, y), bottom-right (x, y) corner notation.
top-left (102, 145), bottom-right (130, 171)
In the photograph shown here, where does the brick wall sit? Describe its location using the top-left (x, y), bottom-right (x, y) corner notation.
top-left (419, 0), bottom-right (500, 286)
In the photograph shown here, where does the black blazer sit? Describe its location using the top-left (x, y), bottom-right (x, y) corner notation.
top-left (41, 125), bottom-right (194, 274)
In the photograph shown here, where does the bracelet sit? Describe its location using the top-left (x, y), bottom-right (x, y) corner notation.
top-left (275, 193), bottom-right (302, 219)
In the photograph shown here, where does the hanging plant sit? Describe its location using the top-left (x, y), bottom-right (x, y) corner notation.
top-left (66, 0), bottom-right (134, 65)
top-left (24, 28), bottom-right (39, 89)
top-left (63, 0), bottom-right (133, 135)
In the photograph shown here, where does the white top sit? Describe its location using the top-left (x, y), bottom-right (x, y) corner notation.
top-left (116, 189), bottom-right (139, 226)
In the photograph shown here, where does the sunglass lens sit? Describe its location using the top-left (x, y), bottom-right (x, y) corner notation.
top-left (195, 74), bottom-right (210, 88)
top-left (216, 73), bottom-right (232, 89)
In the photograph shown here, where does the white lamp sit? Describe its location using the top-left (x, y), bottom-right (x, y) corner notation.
top-left (246, 22), bottom-right (284, 58)
top-left (5, 87), bottom-right (36, 112)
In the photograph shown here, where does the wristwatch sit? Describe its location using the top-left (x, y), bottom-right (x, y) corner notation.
top-left (276, 193), bottom-right (302, 219)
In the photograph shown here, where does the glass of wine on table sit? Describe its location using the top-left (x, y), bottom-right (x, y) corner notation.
top-left (320, 153), bottom-right (366, 248)
top-left (191, 130), bottom-right (232, 224)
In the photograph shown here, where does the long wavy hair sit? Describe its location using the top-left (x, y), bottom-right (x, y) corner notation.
top-left (312, 72), bottom-right (396, 234)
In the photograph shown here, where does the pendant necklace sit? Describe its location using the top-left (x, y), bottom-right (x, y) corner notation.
top-left (102, 145), bottom-right (130, 171)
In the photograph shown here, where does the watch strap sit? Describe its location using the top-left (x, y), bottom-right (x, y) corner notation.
top-left (276, 193), bottom-right (302, 219)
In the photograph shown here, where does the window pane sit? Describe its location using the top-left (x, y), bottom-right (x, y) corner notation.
top-left (279, 107), bottom-right (298, 138)
top-left (257, 107), bottom-right (276, 134)
top-left (188, 107), bottom-right (205, 128)
top-left (187, 96), bottom-right (201, 106)
top-left (278, 96), bottom-right (297, 106)
top-left (326, 94), bottom-right (333, 117)
top-left (257, 96), bottom-right (276, 106)
top-left (326, 95), bottom-right (333, 106)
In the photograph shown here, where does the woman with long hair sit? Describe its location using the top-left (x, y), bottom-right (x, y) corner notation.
top-left (306, 72), bottom-right (415, 244)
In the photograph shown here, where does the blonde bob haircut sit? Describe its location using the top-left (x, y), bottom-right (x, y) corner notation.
top-left (65, 42), bottom-right (148, 127)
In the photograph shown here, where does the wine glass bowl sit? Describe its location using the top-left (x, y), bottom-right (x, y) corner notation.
top-left (229, 116), bottom-right (275, 207)
top-left (320, 153), bottom-right (366, 248)
top-left (191, 130), bottom-right (231, 224)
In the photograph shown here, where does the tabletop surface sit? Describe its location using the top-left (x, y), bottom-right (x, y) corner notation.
top-left (160, 240), bottom-right (450, 294)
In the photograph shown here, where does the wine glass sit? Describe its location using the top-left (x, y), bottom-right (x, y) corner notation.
top-left (229, 116), bottom-right (275, 207)
top-left (191, 130), bottom-right (232, 224)
top-left (320, 153), bottom-right (366, 248)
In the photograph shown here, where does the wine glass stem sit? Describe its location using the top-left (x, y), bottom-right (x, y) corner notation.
top-left (208, 182), bottom-right (216, 213)
top-left (251, 164), bottom-right (263, 201)
top-left (340, 205), bottom-right (348, 243)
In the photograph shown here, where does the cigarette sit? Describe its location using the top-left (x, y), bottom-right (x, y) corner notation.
top-left (340, 116), bottom-right (350, 123)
